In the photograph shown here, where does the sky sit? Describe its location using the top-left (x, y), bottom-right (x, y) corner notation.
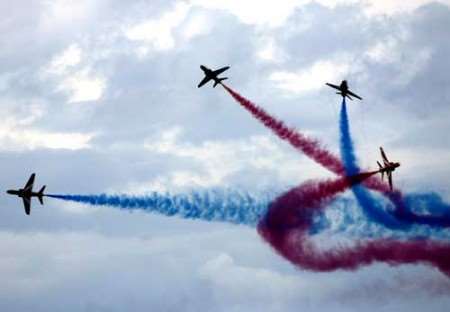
top-left (1, 0), bottom-right (450, 311)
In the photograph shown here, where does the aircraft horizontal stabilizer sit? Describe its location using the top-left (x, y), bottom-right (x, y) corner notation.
top-left (38, 185), bottom-right (46, 205)
top-left (214, 77), bottom-right (228, 87)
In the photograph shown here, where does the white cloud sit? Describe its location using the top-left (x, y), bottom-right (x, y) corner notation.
top-left (366, 38), bottom-right (400, 64)
top-left (40, 0), bottom-right (99, 30)
top-left (125, 2), bottom-right (191, 51)
top-left (58, 69), bottom-right (106, 103)
top-left (0, 126), bottom-right (94, 151)
top-left (270, 59), bottom-right (350, 94)
top-left (395, 48), bottom-right (432, 86)
top-left (190, 0), bottom-right (450, 27)
top-left (364, 0), bottom-right (450, 15)
top-left (44, 45), bottom-right (106, 103)
top-left (192, 0), bottom-right (305, 27)
top-left (181, 11), bottom-right (212, 40)
top-left (198, 253), bottom-right (301, 308)
top-left (257, 37), bottom-right (287, 63)
top-left (0, 102), bottom-right (94, 151)
top-left (366, 36), bottom-right (432, 86)
top-left (48, 44), bottom-right (82, 74)
top-left (1, 229), bottom-right (449, 312)
top-left (2, 1), bottom-right (450, 310)
top-left (143, 127), bottom-right (304, 190)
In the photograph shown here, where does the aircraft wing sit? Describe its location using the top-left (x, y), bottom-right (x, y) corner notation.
top-left (212, 66), bottom-right (229, 76)
top-left (347, 90), bottom-right (362, 100)
top-left (22, 197), bottom-right (31, 215)
top-left (326, 83), bottom-right (341, 91)
top-left (380, 147), bottom-right (389, 163)
top-left (24, 173), bottom-right (35, 191)
top-left (388, 171), bottom-right (393, 191)
top-left (197, 76), bottom-right (211, 88)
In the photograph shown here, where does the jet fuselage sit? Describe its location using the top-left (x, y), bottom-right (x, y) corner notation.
top-left (198, 65), bottom-right (229, 88)
top-left (6, 189), bottom-right (40, 198)
top-left (379, 162), bottom-right (400, 173)
top-left (338, 80), bottom-right (349, 96)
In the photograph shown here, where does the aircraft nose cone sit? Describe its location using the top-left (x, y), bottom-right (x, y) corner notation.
top-left (6, 190), bottom-right (13, 195)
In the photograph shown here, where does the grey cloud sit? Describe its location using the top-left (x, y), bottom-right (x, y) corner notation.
top-left (1, 1), bottom-right (450, 311)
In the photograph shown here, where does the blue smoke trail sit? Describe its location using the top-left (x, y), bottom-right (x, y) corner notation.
top-left (339, 99), bottom-right (406, 229)
top-left (47, 190), bottom-right (273, 227)
top-left (394, 192), bottom-right (450, 227)
top-left (47, 188), bottom-right (450, 241)
top-left (339, 99), bottom-right (450, 228)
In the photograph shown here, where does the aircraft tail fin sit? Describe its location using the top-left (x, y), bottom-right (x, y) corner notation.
top-left (38, 185), bottom-right (46, 205)
top-left (214, 77), bottom-right (228, 87)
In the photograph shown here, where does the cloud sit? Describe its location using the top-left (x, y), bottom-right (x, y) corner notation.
top-left (143, 126), bottom-right (305, 190)
top-left (57, 69), bottom-right (106, 103)
top-left (364, 0), bottom-right (450, 15)
top-left (43, 44), bottom-right (106, 103)
top-left (125, 2), bottom-right (191, 52)
top-left (0, 126), bottom-right (93, 151)
top-left (191, 0), bottom-right (304, 27)
top-left (1, 1), bottom-right (450, 311)
top-left (0, 101), bottom-right (94, 150)
top-left (270, 59), bottom-right (350, 94)
top-left (39, 0), bottom-right (100, 30)
top-left (2, 229), bottom-right (449, 312)
top-left (47, 44), bottom-right (82, 74)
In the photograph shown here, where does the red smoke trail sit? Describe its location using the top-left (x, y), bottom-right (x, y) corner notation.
top-left (222, 84), bottom-right (346, 175)
top-left (222, 85), bottom-right (409, 216)
top-left (258, 174), bottom-right (450, 276)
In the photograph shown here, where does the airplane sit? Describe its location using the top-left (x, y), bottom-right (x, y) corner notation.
top-left (377, 147), bottom-right (400, 191)
top-left (6, 173), bottom-right (46, 215)
top-left (198, 65), bottom-right (229, 88)
top-left (326, 80), bottom-right (362, 101)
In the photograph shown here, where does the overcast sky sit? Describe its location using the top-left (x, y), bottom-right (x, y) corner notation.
top-left (1, 1), bottom-right (450, 311)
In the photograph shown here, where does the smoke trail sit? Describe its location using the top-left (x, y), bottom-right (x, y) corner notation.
top-left (47, 190), bottom-right (271, 227)
top-left (393, 198), bottom-right (450, 227)
top-left (222, 84), bottom-right (345, 175)
top-left (339, 99), bottom-right (450, 228)
top-left (223, 85), bottom-right (450, 228)
top-left (258, 175), bottom-right (450, 277)
top-left (338, 99), bottom-right (359, 176)
top-left (339, 99), bottom-right (407, 229)
top-left (222, 85), bottom-right (396, 193)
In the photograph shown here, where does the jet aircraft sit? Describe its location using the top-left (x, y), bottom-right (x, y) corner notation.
top-left (377, 147), bottom-right (400, 191)
top-left (198, 65), bottom-right (229, 88)
top-left (6, 173), bottom-right (46, 215)
top-left (326, 80), bottom-right (362, 100)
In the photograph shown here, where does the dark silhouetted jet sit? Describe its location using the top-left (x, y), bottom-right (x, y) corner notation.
top-left (198, 65), bottom-right (229, 88)
top-left (326, 80), bottom-right (362, 101)
top-left (7, 173), bottom-right (46, 215)
top-left (377, 147), bottom-right (400, 191)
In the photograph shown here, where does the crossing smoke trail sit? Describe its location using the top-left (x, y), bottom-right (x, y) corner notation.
top-left (257, 175), bottom-right (450, 277)
top-left (339, 99), bottom-right (450, 228)
top-left (339, 99), bottom-right (406, 229)
top-left (222, 84), bottom-right (388, 193)
top-left (45, 85), bottom-right (450, 277)
top-left (47, 190), bottom-right (271, 227)
top-left (223, 84), bottom-right (450, 228)
top-left (222, 84), bottom-right (413, 222)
